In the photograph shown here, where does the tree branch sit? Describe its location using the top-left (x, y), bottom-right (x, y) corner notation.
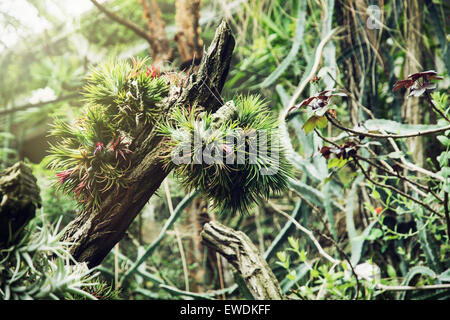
top-left (355, 160), bottom-right (443, 218)
top-left (90, 0), bottom-right (155, 46)
top-left (326, 113), bottom-right (450, 139)
top-left (201, 221), bottom-right (285, 300)
top-left (0, 93), bottom-right (80, 116)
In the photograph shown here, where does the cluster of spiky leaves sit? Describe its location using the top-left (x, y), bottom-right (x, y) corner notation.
top-left (159, 95), bottom-right (293, 214)
top-left (0, 214), bottom-right (101, 300)
top-left (83, 57), bottom-right (169, 130)
top-left (46, 57), bottom-right (169, 211)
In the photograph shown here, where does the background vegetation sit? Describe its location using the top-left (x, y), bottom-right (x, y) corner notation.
top-left (0, 0), bottom-right (449, 300)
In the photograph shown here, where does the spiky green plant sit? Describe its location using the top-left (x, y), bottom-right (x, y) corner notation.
top-left (0, 211), bottom-right (101, 300)
top-left (159, 95), bottom-right (293, 214)
top-left (46, 57), bottom-right (170, 211)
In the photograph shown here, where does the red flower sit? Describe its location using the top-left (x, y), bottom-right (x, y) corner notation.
top-left (146, 65), bottom-right (160, 78)
top-left (393, 70), bottom-right (443, 97)
top-left (94, 142), bottom-right (104, 155)
top-left (107, 134), bottom-right (132, 160)
top-left (56, 169), bottom-right (73, 186)
top-left (74, 180), bottom-right (87, 199)
top-left (375, 207), bottom-right (383, 214)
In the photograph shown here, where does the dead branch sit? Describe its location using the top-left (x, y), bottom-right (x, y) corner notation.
top-left (201, 221), bottom-right (285, 300)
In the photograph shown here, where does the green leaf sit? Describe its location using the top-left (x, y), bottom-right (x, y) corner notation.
top-left (280, 263), bottom-right (309, 293)
top-left (277, 251), bottom-right (287, 263)
top-left (437, 135), bottom-right (450, 147)
top-left (399, 266), bottom-right (437, 300)
top-left (366, 228), bottom-right (383, 240)
top-left (327, 157), bottom-right (340, 169)
top-left (260, 0), bottom-right (306, 88)
top-left (337, 157), bottom-right (347, 169)
top-left (288, 237), bottom-right (299, 251)
top-left (437, 268), bottom-right (450, 282)
top-left (414, 209), bottom-right (445, 274)
top-left (310, 269), bottom-right (319, 279)
top-left (287, 271), bottom-right (296, 281)
top-left (302, 116), bottom-right (317, 134)
top-left (371, 189), bottom-right (381, 200)
top-left (299, 250), bottom-right (307, 262)
top-left (387, 265), bottom-right (397, 279)
top-left (316, 115), bottom-right (328, 129)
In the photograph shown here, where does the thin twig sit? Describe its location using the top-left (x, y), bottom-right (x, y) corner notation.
top-left (316, 261), bottom-right (340, 300)
top-left (319, 233), bottom-right (361, 300)
top-left (159, 284), bottom-right (215, 300)
top-left (327, 73), bottom-right (445, 182)
top-left (120, 191), bottom-right (198, 284)
top-left (375, 283), bottom-right (450, 292)
top-left (444, 192), bottom-right (450, 239)
top-left (216, 252), bottom-right (226, 300)
top-left (354, 154), bottom-right (443, 202)
top-left (114, 243), bottom-right (119, 289)
top-left (316, 127), bottom-right (441, 201)
top-left (355, 160), bottom-right (443, 218)
top-left (90, 0), bottom-right (156, 45)
top-left (326, 113), bottom-right (450, 139)
top-left (0, 93), bottom-right (80, 116)
top-left (267, 200), bottom-right (339, 265)
top-left (425, 91), bottom-right (450, 122)
top-left (282, 28), bottom-right (340, 120)
top-left (290, 186), bottom-right (362, 300)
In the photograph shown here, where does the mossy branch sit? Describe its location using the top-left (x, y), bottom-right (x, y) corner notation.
top-left (61, 21), bottom-right (235, 268)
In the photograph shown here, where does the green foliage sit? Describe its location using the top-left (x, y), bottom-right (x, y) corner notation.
top-left (276, 237), bottom-right (378, 300)
top-left (45, 57), bottom-right (169, 211)
top-left (0, 211), bottom-right (103, 300)
top-left (159, 95), bottom-right (293, 214)
top-left (2, 0), bottom-right (450, 301)
top-left (83, 57), bottom-right (169, 131)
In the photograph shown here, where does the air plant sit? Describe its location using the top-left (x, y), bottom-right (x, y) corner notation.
top-left (46, 57), bottom-right (169, 211)
top-left (159, 95), bottom-right (293, 214)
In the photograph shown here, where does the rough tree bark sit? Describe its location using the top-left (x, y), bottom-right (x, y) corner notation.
top-left (175, 0), bottom-right (203, 68)
top-left (401, 0), bottom-right (424, 167)
top-left (61, 21), bottom-right (235, 268)
top-left (0, 162), bottom-right (41, 244)
top-left (201, 221), bottom-right (284, 300)
top-left (138, 0), bottom-right (174, 65)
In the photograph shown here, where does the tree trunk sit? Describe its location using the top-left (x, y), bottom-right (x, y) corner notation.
top-left (0, 162), bottom-right (41, 244)
top-left (201, 221), bottom-right (285, 300)
top-left (138, 0), bottom-right (174, 65)
top-left (175, 0), bottom-right (203, 68)
top-left (61, 21), bottom-right (235, 268)
top-left (401, 0), bottom-right (424, 167)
